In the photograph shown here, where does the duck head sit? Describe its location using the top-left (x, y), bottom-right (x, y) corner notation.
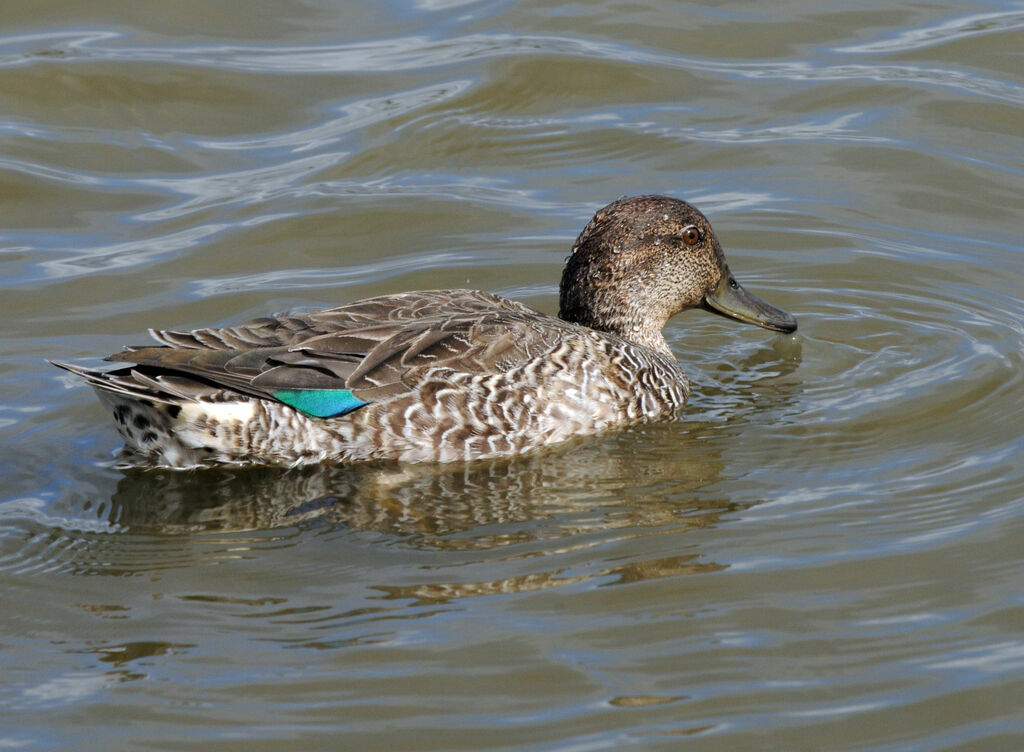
top-left (558, 195), bottom-right (797, 356)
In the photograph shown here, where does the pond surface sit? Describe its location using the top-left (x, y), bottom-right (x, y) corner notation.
top-left (2, 1), bottom-right (1023, 749)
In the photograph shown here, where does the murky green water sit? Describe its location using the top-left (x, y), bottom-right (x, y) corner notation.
top-left (2, 1), bottom-right (1023, 749)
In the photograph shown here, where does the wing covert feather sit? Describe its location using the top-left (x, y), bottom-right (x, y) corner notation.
top-left (108, 292), bottom-right (569, 410)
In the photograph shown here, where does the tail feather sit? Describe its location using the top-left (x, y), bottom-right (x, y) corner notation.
top-left (127, 369), bottom-right (219, 402)
top-left (50, 360), bottom-right (178, 405)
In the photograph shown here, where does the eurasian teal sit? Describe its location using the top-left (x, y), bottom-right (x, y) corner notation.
top-left (54, 195), bottom-right (796, 468)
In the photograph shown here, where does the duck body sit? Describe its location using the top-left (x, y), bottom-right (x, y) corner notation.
top-left (54, 196), bottom-right (795, 469)
top-left (58, 290), bottom-right (689, 466)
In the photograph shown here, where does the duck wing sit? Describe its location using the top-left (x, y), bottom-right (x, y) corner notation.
top-left (146, 289), bottom-right (542, 350)
top-left (104, 292), bottom-right (562, 418)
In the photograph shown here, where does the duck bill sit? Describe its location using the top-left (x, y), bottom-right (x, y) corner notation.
top-left (703, 275), bottom-right (797, 333)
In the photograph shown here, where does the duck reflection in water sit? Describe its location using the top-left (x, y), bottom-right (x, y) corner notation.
top-left (100, 430), bottom-right (731, 600)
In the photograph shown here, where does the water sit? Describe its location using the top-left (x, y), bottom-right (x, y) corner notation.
top-left (2, 1), bottom-right (1023, 749)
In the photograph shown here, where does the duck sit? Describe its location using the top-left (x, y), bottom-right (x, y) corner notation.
top-left (53, 195), bottom-right (796, 468)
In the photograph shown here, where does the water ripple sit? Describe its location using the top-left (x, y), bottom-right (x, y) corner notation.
top-left (4, 30), bottom-right (1022, 105)
top-left (187, 249), bottom-right (485, 297)
top-left (40, 219), bottom-right (265, 279)
top-left (0, 156), bottom-right (106, 187)
top-left (622, 111), bottom-right (894, 146)
top-left (194, 80), bottom-right (473, 154)
top-left (837, 8), bottom-right (1024, 54)
top-left (430, 108), bottom-right (892, 157)
top-left (132, 152), bottom-right (348, 221)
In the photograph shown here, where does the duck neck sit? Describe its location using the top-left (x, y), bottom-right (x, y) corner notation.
top-left (558, 284), bottom-right (674, 358)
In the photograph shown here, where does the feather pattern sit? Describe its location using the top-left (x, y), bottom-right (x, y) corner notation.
top-left (52, 196), bottom-right (796, 468)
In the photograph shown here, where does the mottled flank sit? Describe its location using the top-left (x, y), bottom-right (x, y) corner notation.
top-left (52, 195), bottom-right (796, 468)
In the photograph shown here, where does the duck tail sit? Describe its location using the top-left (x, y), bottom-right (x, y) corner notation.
top-left (49, 360), bottom-right (179, 405)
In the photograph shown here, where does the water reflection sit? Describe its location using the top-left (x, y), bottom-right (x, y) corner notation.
top-left (376, 552), bottom-right (726, 605)
top-left (97, 428), bottom-right (744, 600)
top-left (106, 430), bottom-right (730, 542)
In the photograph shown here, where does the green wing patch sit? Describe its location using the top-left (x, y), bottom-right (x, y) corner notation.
top-left (272, 389), bottom-right (369, 418)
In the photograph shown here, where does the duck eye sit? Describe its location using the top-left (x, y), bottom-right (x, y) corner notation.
top-left (680, 226), bottom-right (701, 246)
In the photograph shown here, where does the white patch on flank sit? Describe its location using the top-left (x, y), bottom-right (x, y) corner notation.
top-left (185, 400), bottom-right (257, 424)
top-left (177, 400), bottom-right (257, 451)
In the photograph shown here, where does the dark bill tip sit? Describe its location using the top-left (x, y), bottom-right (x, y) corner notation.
top-left (703, 275), bottom-right (797, 333)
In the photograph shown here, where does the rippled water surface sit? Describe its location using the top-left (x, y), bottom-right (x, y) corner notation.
top-left (3, 1), bottom-right (1023, 749)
